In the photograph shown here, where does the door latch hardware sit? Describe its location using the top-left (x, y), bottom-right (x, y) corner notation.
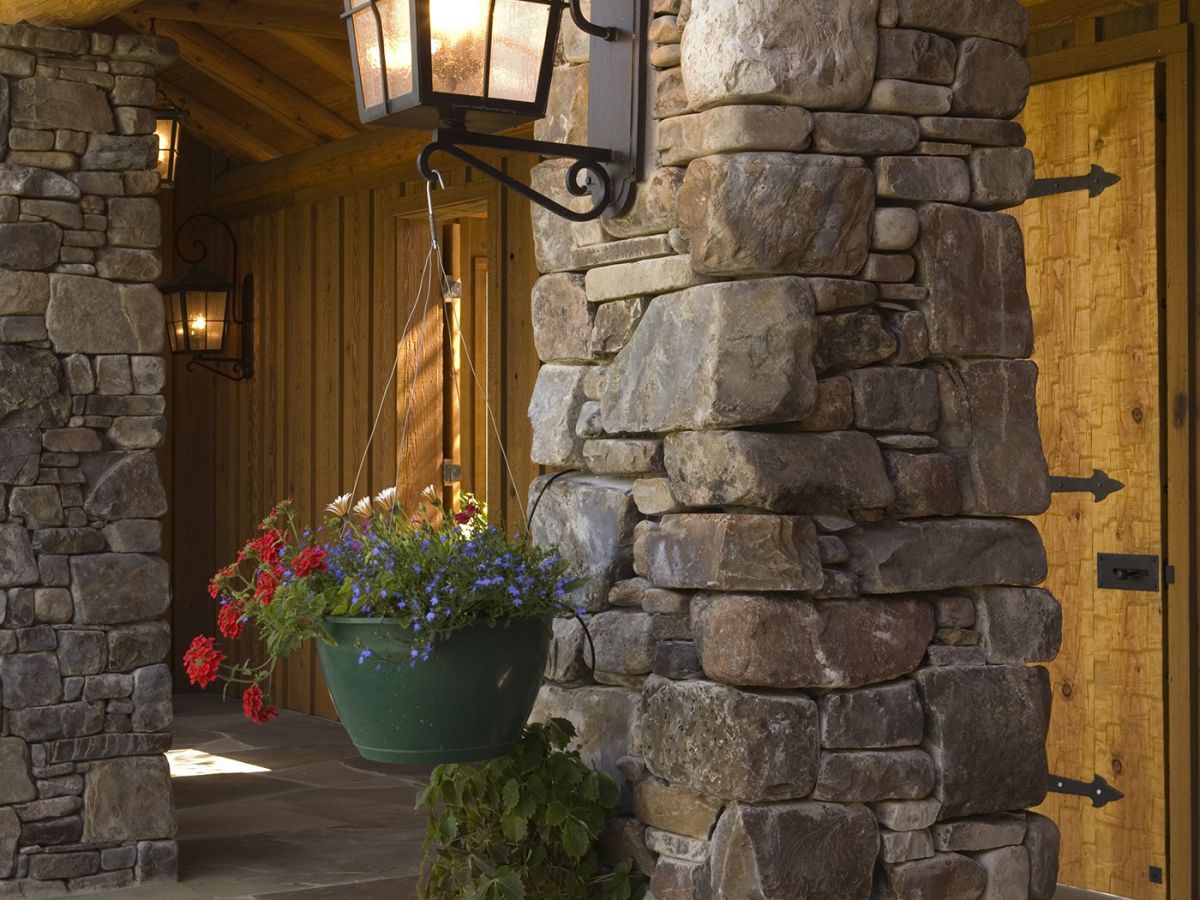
top-left (1047, 773), bottom-right (1123, 808)
top-left (1049, 468), bottom-right (1124, 502)
top-left (1149, 867), bottom-right (1164, 885)
top-left (441, 461), bottom-right (463, 484)
top-left (1097, 553), bottom-right (1160, 591)
top-left (1029, 164), bottom-right (1121, 199)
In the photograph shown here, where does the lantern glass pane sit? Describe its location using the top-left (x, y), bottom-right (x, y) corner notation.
top-left (154, 117), bottom-right (177, 183)
top-left (430, 0), bottom-right (489, 97)
top-left (183, 290), bottom-right (229, 354)
top-left (488, 0), bottom-right (550, 102)
top-left (354, 0), bottom-right (413, 108)
top-left (166, 291), bottom-right (186, 354)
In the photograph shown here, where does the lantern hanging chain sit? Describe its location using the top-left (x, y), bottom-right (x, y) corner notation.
top-left (348, 243), bottom-right (434, 503)
top-left (347, 168), bottom-right (528, 528)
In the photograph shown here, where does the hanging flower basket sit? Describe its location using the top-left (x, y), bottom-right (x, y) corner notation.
top-left (183, 487), bottom-right (578, 764)
top-left (316, 615), bottom-right (550, 764)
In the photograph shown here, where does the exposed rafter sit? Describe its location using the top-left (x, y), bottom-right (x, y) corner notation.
top-left (160, 78), bottom-right (283, 164)
top-left (1, 0), bottom-right (139, 26)
top-left (121, 14), bottom-right (361, 145)
top-left (129, 0), bottom-right (343, 39)
top-left (275, 33), bottom-right (356, 87)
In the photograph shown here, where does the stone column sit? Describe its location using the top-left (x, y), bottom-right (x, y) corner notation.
top-left (529, 1), bottom-right (1062, 897)
top-left (0, 23), bottom-right (178, 893)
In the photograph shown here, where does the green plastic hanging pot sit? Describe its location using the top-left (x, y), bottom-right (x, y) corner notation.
top-left (316, 615), bottom-right (551, 765)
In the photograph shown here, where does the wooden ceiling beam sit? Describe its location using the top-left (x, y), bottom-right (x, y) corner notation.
top-left (275, 32), bottom-right (356, 87)
top-left (129, 0), bottom-right (344, 39)
top-left (160, 78), bottom-right (283, 164)
top-left (121, 15), bottom-right (361, 145)
top-left (1, 0), bottom-right (139, 26)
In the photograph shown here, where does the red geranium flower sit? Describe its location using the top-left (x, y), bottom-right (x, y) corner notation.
top-left (248, 530), bottom-right (286, 567)
top-left (254, 569), bottom-right (279, 605)
top-left (217, 601), bottom-right (245, 640)
top-left (183, 635), bottom-right (225, 688)
top-left (292, 546), bottom-right (328, 578)
top-left (242, 684), bottom-right (278, 724)
top-left (454, 503), bottom-right (479, 525)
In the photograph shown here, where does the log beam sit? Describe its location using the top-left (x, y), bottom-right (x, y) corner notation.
top-left (275, 33), bottom-right (356, 87)
top-left (160, 78), bottom-right (283, 164)
top-left (1, 0), bottom-right (139, 26)
top-left (130, 0), bottom-right (344, 39)
top-left (121, 15), bottom-right (360, 145)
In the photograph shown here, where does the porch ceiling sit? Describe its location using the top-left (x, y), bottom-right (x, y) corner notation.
top-left (1, 0), bottom-right (1153, 171)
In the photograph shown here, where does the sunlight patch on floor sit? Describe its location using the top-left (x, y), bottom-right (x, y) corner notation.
top-left (168, 748), bottom-right (272, 778)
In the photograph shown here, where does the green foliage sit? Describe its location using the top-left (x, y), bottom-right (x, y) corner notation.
top-left (417, 719), bottom-right (647, 900)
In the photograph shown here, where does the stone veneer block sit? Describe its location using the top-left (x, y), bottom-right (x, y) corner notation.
top-left (679, 153), bottom-right (874, 277)
top-left (600, 277), bottom-right (817, 433)
top-left (895, 0), bottom-right (1029, 46)
top-left (879, 852), bottom-right (988, 900)
top-left (664, 430), bottom-right (895, 514)
top-left (811, 112), bottom-right (921, 156)
top-left (951, 38), bottom-right (1030, 119)
top-left (935, 359), bottom-right (1050, 515)
top-left (692, 595), bottom-right (934, 689)
top-left (709, 802), bottom-right (879, 900)
top-left (638, 514), bottom-right (823, 592)
top-left (915, 204), bottom-right (1033, 359)
top-left (70, 554), bottom-right (170, 625)
top-left (82, 756), bottom-right (175, 842)
top-left (877, 28), bottom-right (957, 85)
top-left (642, 677), bottom-right (819, 801)
top-left (1024, 813), bottom-right (1061, 900)
top-left (916, 665), bottom-right (1051, 819)
top-left (820, 681), bottom-right (925, 749)
top-left (657, 105), bottom-right (814, 167)
top-left (584, 253), bottom-right (706, 302)
top-left (972, 586), bottom-right (1062, 664)
top-left (846, 518), bottom-right (1047, 593)
top-left (45, 275), bottom-right (164, 354)
top-left (681, 0), bottom-right (878, 111)
top-left (527, 473), bottom-right (638, 611)
top-left (528, 364), bottom-right (589, 465)
top-left (10, 77), bottom-right (116, 133)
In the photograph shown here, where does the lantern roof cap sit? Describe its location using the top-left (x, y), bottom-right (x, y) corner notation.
top-left (161, 262), bottom-right (232, 294)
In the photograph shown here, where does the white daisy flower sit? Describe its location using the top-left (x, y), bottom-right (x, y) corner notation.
top-left (374, 487), bottom-right (399, 511)
top-left (352, 496), bottom-right (375, 519)
top-left (325, 493), bottom-right (353, 519)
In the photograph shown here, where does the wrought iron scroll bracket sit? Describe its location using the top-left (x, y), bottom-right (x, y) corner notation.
top-left (568, 0), bottom-right (618, 40)
top-left (419, 127), bottom-right (619, 223)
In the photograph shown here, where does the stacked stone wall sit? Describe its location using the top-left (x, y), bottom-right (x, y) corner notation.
top-left (0, 23), bottom-right (178, 894)
top-left (529, 0), bottom-right (1063, 897)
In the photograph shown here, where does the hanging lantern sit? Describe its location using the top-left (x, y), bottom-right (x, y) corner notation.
top-left (343, 0), bottom-right (649, 221)
top-left (153, 101), bottom-right (186, 189)
top-left (162, 263), bottom-right (231, 356)
top-left (343, 0), bottom-right (562, 132)
top-left (161, 214), bottom-right (255, 381)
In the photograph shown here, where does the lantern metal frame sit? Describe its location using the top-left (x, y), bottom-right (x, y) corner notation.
top-left (344, 0), bottom-right (649, 220)
top-left (161, 213), bottom-right (255, 382)
top-left (153, 95), bottom-right (187, 190)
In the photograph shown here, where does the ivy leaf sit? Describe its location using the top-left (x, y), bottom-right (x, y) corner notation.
top-left (439, 811), bottom-right (459, 843)
top-left (561, 818), bottom-right (589, 858)
top-left (543, 800), bottom-right (568, 827)
top-left (494, 868), bottom-right (525, 899)
top-left (502, 778), bottom-right (521, 812)
top-left (500, 813), bottom-right (528, 842)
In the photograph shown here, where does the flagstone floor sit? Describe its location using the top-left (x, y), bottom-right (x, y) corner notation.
top-left (55, 693), bottom-right (432, 899)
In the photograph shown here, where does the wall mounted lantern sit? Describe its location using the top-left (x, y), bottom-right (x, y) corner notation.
top-left (153, 95), bottom-right (187, 190)
top-left (342, 0), bottom-right (648, 221)
top-left (161, 213), bottom-right (254, 382)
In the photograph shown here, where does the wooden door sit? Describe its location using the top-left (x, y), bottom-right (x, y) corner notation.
top-left (1014, 63), bottom-right (1166, 899)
